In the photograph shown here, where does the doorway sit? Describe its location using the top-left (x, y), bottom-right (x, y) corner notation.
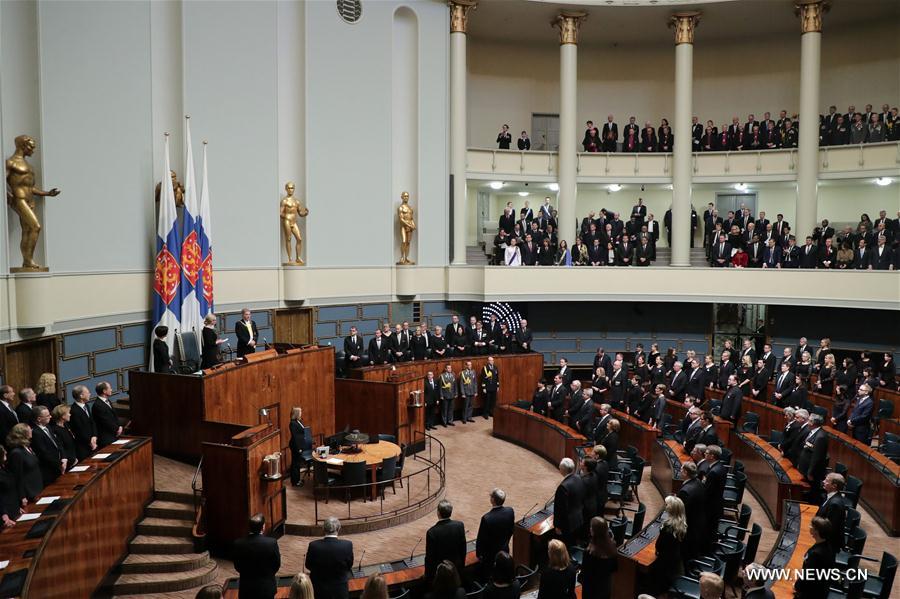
top-left (715, 192), bottom-right (757, 219)
top-left (531, 113), bottom-right (559, 151)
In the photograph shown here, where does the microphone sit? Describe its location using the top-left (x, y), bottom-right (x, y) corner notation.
top-left (522, 502), bottom-right (540, 519)
top-left (409, 537), bottom-right (423, 561)
top-left (357, 549), bottom-right (366, 573)
top-left (263, 337), bottom-right (269, 349)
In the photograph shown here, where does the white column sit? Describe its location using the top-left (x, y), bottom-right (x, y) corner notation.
top-left (796, 1), bottom-right (825, 241)
top-left (449, 1), bottom-right (476, 265)
top-left (553, 11), bottom-right (586, 246)
top-left (670, 12), bottom-right (699, 268)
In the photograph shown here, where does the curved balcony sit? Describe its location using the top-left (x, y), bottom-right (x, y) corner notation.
top-left (466, 141), bottom-right (900, 183)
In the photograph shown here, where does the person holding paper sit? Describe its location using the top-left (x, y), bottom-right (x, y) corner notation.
top-left (201, 313), bottom-right (227, 369)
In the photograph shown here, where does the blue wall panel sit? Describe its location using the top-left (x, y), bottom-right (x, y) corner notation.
top-left (318, 306), bottom-right (359, 321)
top-left (122, 323), bottom-right (149, 346)
top-left (315, 322), bottom-right (337, 339)
top-left (59, 356), bottom-right (90, 383)
top-left (361, 304), bottom-right (389, 320)
top-left (94, 346), bottom-right (146, 374)
top-left (63, 329), bottom-right (116, 357)
top-left (340, 320), bottom-right (381, 336)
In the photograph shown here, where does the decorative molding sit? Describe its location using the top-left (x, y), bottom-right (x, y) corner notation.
top-left (448, 0), bottom-right (477, 34)
top-left (551, 11), bottom-right (587, 46)
top-left (795, 0), bottom-right (829, 34)
top-left (669, 11), bottom-right (701, 45)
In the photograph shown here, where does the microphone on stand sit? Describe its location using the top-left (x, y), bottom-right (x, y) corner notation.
top-left (522, 502), bottom-right (540, 520)
top-left (409, 537), bottom-right (423, 561)
top-left (357, 549), bottom-right (366, 573)
top-left (263, 337), bottom-right (270, 350)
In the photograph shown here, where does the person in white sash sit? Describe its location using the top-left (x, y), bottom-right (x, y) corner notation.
top-left (504, 237), bottom-right (521, 266)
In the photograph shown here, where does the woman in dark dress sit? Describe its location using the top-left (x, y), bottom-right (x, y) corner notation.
top-left (0, 447), bottom-right (22, 528)
top-left (738, 355), bottom-right (754, 397)
top-left (200, 313), bottom-right (225, 370)
top-left (35, 373), bottom-right (61, 412)
top-left (663, 347), bottom-right (678, 373)
top-left (7, 424), bottom-right (42, 505)
top-left (424, 561), bottom-right (465, 599)
top-left (795, 352), bottom-right (814, 382)
top-left (648, 344), bottom-right (661, 368)
top-left (482, 552), bottom-right (521, 599)
top-left (591, 368), bottom-right (609, 403)
top-left (878, 353), bottom-right (897, 390)
top-left (633, 355), bottom-right (650, 388)
top-left (650, 355), bottom-right (667, 387)
top-left (647, 495), bottom-right (686, 596)
top-left (538, 239), bottom-right (555, 266)
top-left (830, 387), bottom-right (852, 434)
top-left (50, 405), bottom-right (78, 470)
top-left (537, 540), bottom-right (576, 599)
top-left (836, 357), bottom-right (857, 391)
top-left (578, 517), bottom-right (617, 599)
top-left (815, 354), bottom-right (835, 396)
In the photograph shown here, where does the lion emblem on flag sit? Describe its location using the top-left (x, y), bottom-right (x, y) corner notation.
top-left (154, 246), bottom-right (181, 305)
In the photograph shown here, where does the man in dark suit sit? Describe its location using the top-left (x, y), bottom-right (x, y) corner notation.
top-left (608, 360), bottom-right (627, 410)
top-left (668, 361), bottom-right (687, 402)
top-left (475, 488), bottom-right (515, 582)
top-left (853, 238), bottom-right (872, 270)
top-left (720, 375), bottom-right (742, 424)
top-left (686, 359), bottom-right (704, 401)
top-left (14, 388), bottom-right (36, 427)
top-left (797, 415), bottom-right (828, 504)
top-left (691, 116), bottom-right (703, 151)
top-left (425, 500), bottom-right (467, 583)
top-left (68, 386), bottom-right (97, 460)
top-left (234, 308), bottom-right (259, 358)
top-left (697, 412), bottom-right (719, 447)
top-left (343, 326), bottom-right (364, 368)
top-left (547, 375), bottom-right (568, 423)
top-left (718, 352), bottom-right (735, 390)
top-left (553, 458), bottom-right (585, 547)
top-left (601, 115), bottom-right (618, 152)
top-left (31, 406), bottom-right (64, 487)
top-left (847, 384), bottom-right (874, 444)
top-left (786, 410), bottom-right (811, 465)
top-left (711, 233), bottom-right (731, 267)
top-left (480, 356), bottom-right (499, 419)
top-left (0, 385), bottom-right (20, 447)
top-left (616, 238), bottom-right (634, 266)
top-left (423, 371), bottom-right (440, 431)
top-left (367, 329), bottom-right (390, 365)
top-left (234, 514), bottom-right (281, 599)
top-left (798, 237), bottom-right (818, 268)
top-left (794, 517), bottom-right (835, 598)
top-left (760, 344), bottom-right (777, 375)
top-left (306, 516), bottom-right (354, 599)
top-left (703, 446), bottom-right (728, 543)
top-left (392, 323), bottom-right (412, 362)
top-left (817, 473), bottom-right (848, 552)
top-left (152, 326), bottom-right (173, 373)
top-left (92, 382), bottom-right (121, 449)
top-left (772, 362), bottom-right (795, 406)
top-left (872, 236), bottom-right (894, 270)
top-left (677, 462), bottom-right (707, 562)
top-left (445, 315), bottom-right (467, 356)
top-left (515, 319), bottom-right (533, 353)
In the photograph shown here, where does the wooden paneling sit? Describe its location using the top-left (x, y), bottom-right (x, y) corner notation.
top-left (733, 432), bottom-right (809, 528)
top-left (651, 439), bottom-right (690, 497)
top-left (611, 409), bottom-right (657, 461)
top-left (493, 405), bottom-right (586, 465)
top-left (767, 503), bottom-right (818, 598)
top-left (130, 346), bottom-right (335, 461)
top-left (0, 337), bottom-right (57, 392)
top-left (334, 379), bottom-right (399, 440)
top-left (0, 438), bottom-right (153, 599)
top-left (274, 308), bottom-right (313, 346)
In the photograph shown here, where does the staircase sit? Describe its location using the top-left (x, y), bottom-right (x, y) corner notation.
top-left (652, 247), bottom-right (709, 267)
top-left (103, 492), bottom-right (217, 596)
top-left (466, 245), bottom-right (490, 265)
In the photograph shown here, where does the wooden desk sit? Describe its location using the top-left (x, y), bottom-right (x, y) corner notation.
top-left (714, 415), bottom-right (734, 449)
top-left (493, 405), bottom-right (586, 465)
top-left (651, 438), bottom-right (691, 497)
top-left (614, 509), bottom-right (665, 599)
top-left (764, 501), bottom-right (817, 598)
top-left (334, 376), bottom-right (424, 451)
top-left (313, 441), bottom-right (402, 501)
top-left (131, 346), bottom-right (335, 461)
top-left (0, 437), bottom-right (153, 599)
top-left (733, 432), bottom-right (810, 528)
top-left (611, 409), bottom-right (657, 460)
top-left (665, 399), bottom-right (689, 424)
top-left (511, 502), bottom-right (555, 569)
top-left (823, 426), bottom-right (900, 536)
top-left (741, 397), bottom-right (789, 441)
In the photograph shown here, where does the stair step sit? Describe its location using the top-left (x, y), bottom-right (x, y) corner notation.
top-left (119, 551), bottom-right (210, 574)
top-left (137, 516), bottom-right (194, 536)
top-left (108, 560), bottom-right (217, 595)
top-left (145, 499), bottom-right (195, 520)
top-left (154, 490), bottom-right (196, 504)
top-left (129, 535), bottom-right (196, 555)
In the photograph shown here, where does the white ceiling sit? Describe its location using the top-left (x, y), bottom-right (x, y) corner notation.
top-left (467, 0), bottom-right (900, 47)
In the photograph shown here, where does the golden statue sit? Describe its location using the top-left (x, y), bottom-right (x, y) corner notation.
top-left (397, 191), bottom-right (416, 265)
top-left (280, 181), bottom-right (308, 265)
top-left (5, 135), bottom-right (60, 271)
top-left (154, 170), bottom-right (185, 208)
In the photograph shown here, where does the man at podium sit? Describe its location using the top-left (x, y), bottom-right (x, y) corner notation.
top-left (235, 308), bottom-right (259, 358)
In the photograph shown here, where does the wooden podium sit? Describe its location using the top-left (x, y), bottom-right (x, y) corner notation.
top-left (202, 423), bottom-right (285, 551)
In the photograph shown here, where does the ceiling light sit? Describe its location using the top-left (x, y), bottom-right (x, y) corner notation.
top-left (874, 177), bottom-right (892, 187)
top-left (607, 184), bottom-right (622, 192)
top-left (733, 183), bottom-right (748, 192)
top-left (548, 183), bottom-right (559, 191)
top-left (518, 191), bottom-right (529, 197)
top-left (489, 181), bottom-right (503, 190)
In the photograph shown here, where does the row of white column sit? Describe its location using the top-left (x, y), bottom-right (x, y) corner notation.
top-left (449, 1), bottom-right (826, 267)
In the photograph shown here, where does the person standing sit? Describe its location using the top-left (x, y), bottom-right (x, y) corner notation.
top-left (289, 406), bottom-right (313, 487)
top-left (0, 386), bottom-right (19, 446)
top-left (475, 488), bottom-right (515, 582)
top-left (578, 516), bottom-right (617, 599)
top-left (235, 308), bottom-right (259, 358)
top-left (425, 500), bottom-right (467, 583)
top-left (481, 356), bottom-right (499, 419)
top-left (201, 313), bottom-right (226, 369)
top-left (794, 518), bottom-right (835, 599)
top-left (233, 514), bottom-right (281, 599)
top-left (305, 516), bottom-right (354, 599)
top-left (439, 364), bottom-right (458, 427)
top-left (537, 540), bottom-right (577, 599)
top-left (497, 125), bottom-right (512, 150)
top-left (459, 361), bottom-right (477, 424)
top-left (848, 384), bottom-right (874, 444)
top-left (553, 457), bottom-right (585, 548)
top-left (517, 131), bottom-right (531, 151)
top-left (343, 326), bottom-right (364, 369)
top-left (68, 386), bottom-right (97, 460)
top-left (152, 326), bottom-right (173, 373)
top-left (647, 496), bottom-right (687, 597)
top-left (424, 371), bottom-right (440, 431)
top-left (30, 406), bottom-right (65, 487)
top-left (92, 382), bottom-right (122, 449)
top-left (6, 424), bottom-right (43, 504)
top-left (49, 405), bottom-right (78, 471)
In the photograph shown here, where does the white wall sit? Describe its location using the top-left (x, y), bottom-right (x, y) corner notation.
top-left (468, 21), bottom-right (900, 149)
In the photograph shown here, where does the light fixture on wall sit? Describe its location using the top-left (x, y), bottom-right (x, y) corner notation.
top-left (489, 181), bottom-right (504, 190)
top-left (518, 191), bottom-right (529, 197)
top-left (874, 177), bottom-right (893, 186)
top-left (733, 183), bottom-right (748, 192)
top-left (665, 184), bottom-right (674, 190)
top-left (547, 183), bottom-right (559, 191)
top-left (607, 184), bottom-right (622, 192)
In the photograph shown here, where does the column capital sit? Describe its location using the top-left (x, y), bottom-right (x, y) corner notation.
top-left (448, 0), bottom-right (477, 34)
top-left (551, 11), bottom-right (588, 45)
top-left (795, 0), bottom-right (830, 34)
top-left (668, 11), bottom-right (701, 45)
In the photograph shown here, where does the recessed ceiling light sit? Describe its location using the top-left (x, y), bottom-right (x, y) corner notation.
top-left (518, 191), bottom-right (529, 197)
top-left (548, 183), bottom-right (559, 191)
top-left (874, 177), bottom-right (892, 187)
top-left (733, 183), bottom-right (748, 192)
top-left (607, 184), bottom-right (622, 192)
top-left (489, 181), bottom-right (503, 190)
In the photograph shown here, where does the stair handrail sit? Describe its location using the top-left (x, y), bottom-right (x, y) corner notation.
top-left (191, 457), bottom-right (206, 538)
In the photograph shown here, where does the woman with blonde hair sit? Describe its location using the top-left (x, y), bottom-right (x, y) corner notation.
top-left (288, 572), bottom-right (314, 599)
top-left (201, 313), bottom-right (226, 369)
top-left (6, 423), bottom-right (42, 504)
top-left (537, 539), bottom-right (576, 599)
top-left (361, 573), bottom-right (388, 599)
top-left (647, 495), bottom-right (687, 595)
top-left (50, 405), bottom-right (78, 470)
top-left (816, 353), bottom-right (835, 396)
top-left (35, 373), bottom-right (61, 411)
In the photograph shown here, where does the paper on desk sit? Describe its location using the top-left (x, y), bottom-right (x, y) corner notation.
top-left (36, 496), bottom-right (60, 505)
top-left (92, 453), bottom-right (111, 459)
top-left (17, 513), bottom-right (40, 522)
top-left (70, 465), bottom-right (90, 472)
top-left (112, 439), bottom-right (130, 445)
top-left (0, 560), bottom-right (8, 569)
top-left (325, 458), bottom-right (343, 466)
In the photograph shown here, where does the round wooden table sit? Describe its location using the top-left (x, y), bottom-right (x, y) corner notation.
top-left (313, 440), bottom-right (402, 500)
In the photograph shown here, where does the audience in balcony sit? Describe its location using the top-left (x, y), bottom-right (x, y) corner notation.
top-left (517, 131), bottom-right (531, 151)
top-left (496, 124), bottom-right (512, 150)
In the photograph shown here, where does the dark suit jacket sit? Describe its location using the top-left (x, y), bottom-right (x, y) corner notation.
top-left (30, 425), bottom-right (63, 487)
top-left (548, 385), bottom-right (568, 422)
top-left (475, 506), bottom-right (515, 570)
top-left (677, 478), bottom-right (707, 559)
top-left (425, 519), bottom-right (467, 582)
top-left (794, 542), bottom-right (834, 598)
top-left (797, 428), bottom-right (828, 484)
top-left (554, 473), bottom-right (586, 537)
top-left (816, 493), bottom-right (847, 551)
top-left (92, 398), bottom-right (119, 448)
top-left (367, 337), bottom-right (391, 365)
top-left (50, 423), bottom-right (78, 467)
top-left (234, 533), bottom-right (281, 599)
top-left (515, 328), bottom-right (533, 352)
top-left (69, 403), bottom-right (97, 460)
top-left (201, 326), bottom-right (220, 369)
top-left (0, 403), bottom-right (19, 448)
top-left (35, 393), bottom-right (62, 412)
top-left (234, 320), bottom-right (259, 358)
top-left (343, 335), bottom-right (364, 363)
top-left (720, 387), bottom-right (743, 423)
top-left (289, 420), bottom-right (313, 455)
top-left (8, 446), bottom-right (42, 502)
top-left (15, 403), bottom-right (35, 428)
top-left (704, 461), bottom-right (728, 522)
top-left (786, 423), bottom-right (810, 465)
top-left (152, 338), bottom-right (172, 373)
top-left (305, 536), bottom-right (353, 599)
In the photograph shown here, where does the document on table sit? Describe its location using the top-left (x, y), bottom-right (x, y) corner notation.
top-left (112, 439), bottom-right (130, 445)
top-left (37, 496), bottom-right (61, 505)
top-left (326, 458), bottom-right (343, 466)
top-left (92, 453), bottom-right (111, 459)
top-left (17, 513), bottom-right (40, 522)
top-left (0, 560), bottom-right (8, 569)
top-left (70, 465), bottom-right (90, 472)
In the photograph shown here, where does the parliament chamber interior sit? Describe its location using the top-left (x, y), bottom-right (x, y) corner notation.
top-left (0, 0), bottom-right (898, 598)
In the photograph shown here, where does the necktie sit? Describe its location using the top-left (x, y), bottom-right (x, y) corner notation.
top-left (42, 426), bottom-right (59, 448)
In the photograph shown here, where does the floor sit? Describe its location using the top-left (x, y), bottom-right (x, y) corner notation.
top-left (146, 419), bottom-right (900, 599)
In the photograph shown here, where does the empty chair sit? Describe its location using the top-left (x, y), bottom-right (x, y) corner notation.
top-left (731, 460), bottom-right (745, 474)
top-left (742, 523), bottom-right (763, 565)
top-left (341, 460), bottom-right (368, 503)
top-left (619, 502), bottom-right (646, 539)
top-left (862, 551), bottom-right (897, 599)
top-left (709, 400), bottom-right (722, 416)
top-left (607, 463), bottom-right (632, 508)
top-left (740, 412), bottom-right (759, 434)
top-left (718, 503), bottom-right (752, 537)
top-left (609, 517), bottom-right (627, 546)
top-left (713, 540), bottom-right (745, 595)
top-left (377, 433), bottom-right (397, 444)
top-left (877, 399), bottom-right (894, 420)
top-left (720, 446), bottom-right (733, 465)
top-left (723, 471), bottom-right (747, 511)
top-left (515, 563), bottom-right (539, 589)
top-left (629, 456), bottom-right (645, 501)
top-left (811, 405), bottom-right (829, 420)
top-left (881, 441), bottom-right (900, 458)
top-left (465, 581), bottom-right (484, 599)
top-left (844, 476), bottom-right (863, 508)
top-left (834, 462), bottom-right (849, 477)
top-left (882, 432), bottom-right (900, 445)
top-left (769, 429), bottom-right (783, 445)
top-left (313, 460), bottom-right (337, 503)
top-left (389, 589), bottom-right (410, 599)
top-left (835, 526), bottom-right (867, 569)
top-left (395, 444), bottom-right (407, 488)
top-left (377, 455), bottom-right (397, 498)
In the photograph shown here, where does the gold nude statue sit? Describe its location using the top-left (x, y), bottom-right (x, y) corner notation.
top-left (155, 170), bottom-right (185, 208)
top-left (280, 181), bottom-right (309, 265)
top-left (5, 135), bottom-right (61, 271)
top-left (397, 191), bottom-right (416, 265)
